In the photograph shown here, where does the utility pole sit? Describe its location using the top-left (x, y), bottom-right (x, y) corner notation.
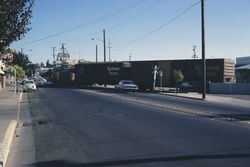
top-left (201, 0), bottom-right (206, 99)
top-left (52, 47), bottom-right (56, 66)
top-left (103, 29), bottom-right (106, 62)
top-left (129, 53), bottom-right (132, 61)
top-left (108, 38), bottom-right (112, 62)
top-left (95, 45), bottom-right (98, 63)
top-left (192, 45), bottom-right (198, 59)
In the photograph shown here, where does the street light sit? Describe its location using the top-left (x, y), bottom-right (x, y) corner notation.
top-left (92, 38), bottom-right (103, 63)
top-left (92, 29), bottom-right (106, 62)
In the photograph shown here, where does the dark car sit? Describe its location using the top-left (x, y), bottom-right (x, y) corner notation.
top-left (179, 82), bottom-right (193, 93)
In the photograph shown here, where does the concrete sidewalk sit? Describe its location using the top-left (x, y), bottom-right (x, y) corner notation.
top-left (0, 85), bottom-right (20, 167)
top-left (161, 92), bottom-right (250, 108)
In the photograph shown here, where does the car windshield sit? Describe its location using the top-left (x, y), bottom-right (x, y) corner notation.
top-left (123, 81), bottom-right (135, 84)
top-left (25, 81), bottom-right (34, 84)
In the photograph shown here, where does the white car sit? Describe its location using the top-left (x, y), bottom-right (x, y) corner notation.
top-left (115, 80), bottom-right (138, 92)
top-left (23, 80), bottom-right (36, 92)
top-left (32, 77), bottom-right (47, 86)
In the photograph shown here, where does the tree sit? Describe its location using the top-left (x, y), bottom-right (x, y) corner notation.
top-left (173, 70), bottom-right (184, 94)
top-left (6, 65), bottom-right (26, 80)
top-left (40, 62), bottom-right (45, 68)
top-left (27, 63), bottom-right (39, 77)
top-left (46, 59), bottom-right (53, 68)
top-left (0, 0), bottom-right (34, 53)
top-left (10, 51), bottom-right (31, 71)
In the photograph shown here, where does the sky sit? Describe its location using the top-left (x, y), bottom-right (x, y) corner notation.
top-left (10, 0), bottom-right (250, 64)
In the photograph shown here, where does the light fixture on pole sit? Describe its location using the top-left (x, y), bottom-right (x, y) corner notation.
top-left (92, 29), bottom-right (106, 62)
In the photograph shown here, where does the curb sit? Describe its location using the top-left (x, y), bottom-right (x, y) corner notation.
top-left (0, 92), bottom-right (23, 167)
top-left (159, 92), bottom-right (204, 101)
top-left (0, 120), bottom-right (18, 167)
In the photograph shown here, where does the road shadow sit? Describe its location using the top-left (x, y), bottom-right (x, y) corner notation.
top-left (26, 153), bottom-right (250, 167)
top-left (200, 113), bottom-right (250, 121)
top-left (41, 84), bottom-right (135, 94)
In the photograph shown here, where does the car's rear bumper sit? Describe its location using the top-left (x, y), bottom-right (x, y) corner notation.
top-left (123, 87), bottom-right (138, 91)
top-left (24, 87), bottom-right (36, 91)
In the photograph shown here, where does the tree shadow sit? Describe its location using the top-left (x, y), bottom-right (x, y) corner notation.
top-left (26, 153), bottom-right (250, 167)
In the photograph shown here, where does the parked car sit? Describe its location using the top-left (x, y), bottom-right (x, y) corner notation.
top-left (23, 80), bottom-right (36, 92)
top-left (31, 77), bottom-right (47, 86)
top-left (21, 79), bottom-right (29, 85)
top-left (115, 80), bottom-right (138, 92)
top-left (179, 82), bottom-right (193, 93)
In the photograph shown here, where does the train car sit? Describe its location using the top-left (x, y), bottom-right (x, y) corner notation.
top-left (73, 58), bottom-right (235, 91)
top-left (54, 68), bottom-right (75, 85)
top-left (75, 61), bottom-right (132, 87)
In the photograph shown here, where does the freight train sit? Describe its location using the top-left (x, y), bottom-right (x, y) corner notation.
top-left (54, 58), bottom-right (235, 91)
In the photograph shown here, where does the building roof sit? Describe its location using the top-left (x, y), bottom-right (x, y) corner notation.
top-left (236, 56), bottom-right (250, 66)
top-left (236, 64), bottom-right (250, 70)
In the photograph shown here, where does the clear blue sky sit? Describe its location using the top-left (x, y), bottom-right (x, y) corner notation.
top-left (11, 0), bottom-right (250, 63)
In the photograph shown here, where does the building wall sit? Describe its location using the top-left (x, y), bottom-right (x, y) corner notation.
top-left (224, 59), bottom-right (236, 82)
top-left (236, 70), bottom-right (250, 83)
top-left (210, 83), bottom-right (250, 94)
top-left (236, 56), bottom-right (250, 83)
top-left (236, 56), bottom-right (250, 67)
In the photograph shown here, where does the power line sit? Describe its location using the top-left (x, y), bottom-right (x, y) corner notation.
top-left (106, 0), bottom-right (165, 31)
top-left (57, 0), bottom-right (164, 49)
top-left (18, 0), bottom-right (186, 51)
top-left (21, 0), bottom-right (148, 46)
top-left (63, 0), bottom-right (164, 44)
top-left (113, 0), bottom-right (200, 48)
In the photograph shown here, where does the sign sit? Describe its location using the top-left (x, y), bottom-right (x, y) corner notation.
top-left (107, 66), bottom-right (120, 76)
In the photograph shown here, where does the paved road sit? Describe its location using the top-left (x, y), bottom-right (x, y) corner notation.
top-left (8, 87), bottom-right (250, 167)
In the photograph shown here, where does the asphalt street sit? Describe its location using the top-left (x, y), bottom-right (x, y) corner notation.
top-left (7, 87), bottom-right (250, 167)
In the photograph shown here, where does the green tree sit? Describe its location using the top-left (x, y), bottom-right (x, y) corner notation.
top-left (0, 0), bottom-right (34, 53)
top-left (27, 63), bottom-right (39, 77)
top-left (46, 59), bottom-right (53, 68)
top-left (173, 70), bottom-right (184, 94)
top-left (6, 65), bottom-right (26, 80)
top-left (40, 62), bottom-right (45, 68)
top-left (10, 51), bottom-right (31, 71)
